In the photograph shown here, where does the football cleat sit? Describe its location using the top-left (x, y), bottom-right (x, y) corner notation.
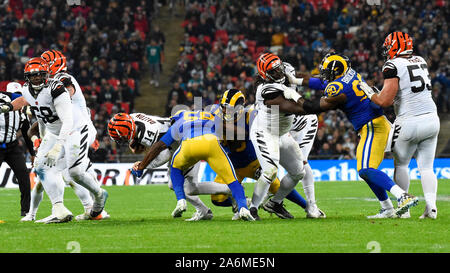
top-left (36, 204), bottom-right (73, 224)
top-left (249, 207), bottom-right (260, 221)
top-left (305, 201), bottom-right (326, 218)
top-left (367, 208), bottom-right (397, 219)
top-left (76, 210), bottom-right (110, 221)
top-left (185, 209), bottom-right (213, 222)
top-left (91, 189), bottom-right (109, 218)
top-left (262, 199), bottom-right (294, 219)
top-left (396, 193), bottom-right (419, 217)
top-left (419, 207), bottom-right (437, 219)
top-left (20, 213), bottom-right (35, 222)
top-left (399, 209), bottom-right (410, 219)
top-left (239, 207), bottom-right (255, 221)
top-left (231, 212), bottom-right (240, 221)
top-left (172, 199), bottom-right (187, 218)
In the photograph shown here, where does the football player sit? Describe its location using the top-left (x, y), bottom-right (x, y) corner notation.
top-left (210, 89), bottom-right (310, 220)
top-left (359, 32), bottom-right (440, 219)
top-left (248, 53), bottom-right (306, 220)
top-left (130, 109), bottom-right (255, 221)
top-left (107, 112), bottom-right (232, 221)
top-left (1, 57), bottom-right (108, 223)
top-left (284, 62), bottom-right (325, 218)
top-left (273, 52), bottom-right (419, 218)
top-left (21, 50), bottom-right (108, 222)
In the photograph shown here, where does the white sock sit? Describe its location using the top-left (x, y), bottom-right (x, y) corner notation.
top-left (389, 185), bottom-right (405, 200)
top-left (394, 166), bottom-right (410, 192)
top-left (69, 182), bottom-right (93, 210)
top-left (421, 169), bottom-right (438, 209)
top-left (380, 198), bottom-right (394, 210)
top-left (250, 179), bottom-right (271, 208)
top-left (185, 194), bottom-right (208, 212)
top-left (29, 182), bottom-right (44, 216)
top-left (272, 173), bottom-right (300, 204)
top-left (302, 164), bottom-right (316, 204)
top-left (37, 168), bottom-right (65, 204)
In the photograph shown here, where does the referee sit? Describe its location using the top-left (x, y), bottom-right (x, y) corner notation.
top-left (0, 82), bottom-right (35, 216)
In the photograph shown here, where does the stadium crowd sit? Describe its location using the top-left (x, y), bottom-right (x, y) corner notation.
top-left (167, 0), bottom-right (449, 159)
top-left (0, 0), bottom-right (165, 162)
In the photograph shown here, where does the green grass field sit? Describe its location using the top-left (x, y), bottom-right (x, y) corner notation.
top-left (0, 180), bottom-right (449, 253)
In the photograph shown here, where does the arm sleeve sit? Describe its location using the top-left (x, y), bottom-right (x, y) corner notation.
top-left (53, 91), bottom-right (73, 143)
top-left (11, 93), bottom-right (22, 100)
top-left (308, 77), bottom-right (328, 90)
top-left (382, 61), bottom-right (398, 79)
top-left (160, 126), bottom-right (175, 147)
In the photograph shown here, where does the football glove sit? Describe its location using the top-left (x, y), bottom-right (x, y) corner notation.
top-left (31, 136), bottom-right (41, 151)
top-left (285, 72), bottom-right (304, 86)
top-left (45, 142), bottom-right (62, 167)
top-left (131, 168), bottom-right (143, 177)
top-left (282, 85), bottom-right (302, 102)
top-left (0, 102), bottom-right (13, 113)
top-left (359, 81), bottom-right (380, 100)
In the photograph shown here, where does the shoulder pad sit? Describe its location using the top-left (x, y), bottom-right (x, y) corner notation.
top-left (382, 61), bottom-right (398, 79)
top-left (49, 79), bottom-right (67, 99)
top-left (324, 81), bottom-right (344, 97)
top-left (260, 83), bottom-right (283, 100)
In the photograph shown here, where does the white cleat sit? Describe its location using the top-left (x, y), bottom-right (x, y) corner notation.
top-left (399, 209), bottom-right (410, 219)
top-left (305, 202), bottom-right (326, 218)
top-left (185, 209), bottom-right (213, 221)
top-left (239, 207), bottom-right (255, 221)
top-left (367, 208), bottom-right (397, 219)
top-left (231, 212), bottom-right (240, 221)
top-left (91, 189), bottom-right (109, 218)
top-left (36, 204), bottom-right (73, 224)
top-left (20, 213), bottom-right (35, 222)
top-left (172, 199), bottom-right (187, 218)
top-left (76, 210), bottom-right (110, 221)
top-left (419, 208), bottom-right (437, 219)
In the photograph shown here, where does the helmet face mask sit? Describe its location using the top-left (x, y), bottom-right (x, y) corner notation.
top-left (25, 71), bottom-right (48, 91)
top-left (257, 53), bottom-right (285, 83)
top-left (319, 53), bottom-right (350, 82)
top-left (24, 57), bottom-right (50, 93)
top-left (220, 103), bottom-right (244, 122)
top-left (219, 89), bottom-right (246, 123)
top-left (266, 63), bottom-right (285, 83)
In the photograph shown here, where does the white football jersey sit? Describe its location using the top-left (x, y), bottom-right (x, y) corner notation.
top-left (383, 55), bottom-right (436, 118)
top-left (255, 82), bottom-right (293, 136)
top-left (130, 113), bottom-right (171, 147)
top-left (21, 79), bottom-right (82, 136)
top-left (53, 72), bottom-right (91, 125)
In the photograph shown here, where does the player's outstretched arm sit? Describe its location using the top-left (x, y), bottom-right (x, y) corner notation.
top-left (360, 78), bottom-right (399, 107)
top-left (135, 140), bottom-right (168, 172)
top-left (265, 93), bottom-right (346, 115)
top-left (0, 96), bottom-right (29, 113)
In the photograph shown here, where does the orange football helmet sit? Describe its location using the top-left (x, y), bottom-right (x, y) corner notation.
top-left (108, 113), bottom-right (136, 144)
top-left (382, 31), bottom-right (413, 60)
top-left (24, 57), bottom-right (50, 92)
top-left (256, 52), bottom-right (285, 83)
top-left (41, 49), bottom-right (67, 75)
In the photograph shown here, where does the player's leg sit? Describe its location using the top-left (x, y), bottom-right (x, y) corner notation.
top-left (33, 133), bottom-right (73, 223)
top-left (183, 163), bottom-right (213, 221)
top-left (415, 114), bottom-right (440, 219)
top-left (20, 179), bottom-right (44, 222)
top-left (268, 177), bottom-right (307, 209)
top-left (357, 117), bottom-right (412, 217)
top-left (263, 133), bottom-right (304, 219)
top-left (64, 125), bottom-right (108, 218)
top-left (6, 145), bottom-right (31, 216)
top-left (249, 127), bottom-right (280, 219)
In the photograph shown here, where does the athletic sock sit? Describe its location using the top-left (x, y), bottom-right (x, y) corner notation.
top-left (302, 164), bottom-right (316, 203)
top-left (394, 166), bottom-right (410, 191)
top-left (170, 167), bottom-right (186, 200)
top-left (185, 194), bottom-right (209, 212)
top-left (272, 173), bottom-right (301, 204)
top-left (29, 182), bottom-right (44, 216)
top-left (359, 168), bottom-right (404, 199)
top-left (250, 179), bottom-right (271, 208)
top-left (227, 181), bottom-right (247, 210)
top-left (421, 169), bottom-right (438, 209)
top-left (285, 189), bottom-right (307, 209)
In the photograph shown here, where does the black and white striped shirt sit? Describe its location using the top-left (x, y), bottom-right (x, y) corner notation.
top-left (0, 92), bottom-right (25, 144)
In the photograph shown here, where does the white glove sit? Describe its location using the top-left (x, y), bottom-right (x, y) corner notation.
top-left (282, 85), bottom-right (302, 102)
top-left (359, 81), bottom-right (379, 100)
top-left (286, 72), bottom-right (304, 86)
top-left (45, 142), bottom-right (62, 167)
top-left (0, 103), bottom-right (13, 113)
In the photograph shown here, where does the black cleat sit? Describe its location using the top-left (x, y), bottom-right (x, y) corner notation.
top-left (262, 200), bottom-right (294, 219)
top-left (249, 207), bottom-right (260, 221)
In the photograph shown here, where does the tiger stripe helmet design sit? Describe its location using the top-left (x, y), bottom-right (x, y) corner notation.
top-left (108, 113), bottom-right (136, 144)
top-left (383, 31), bottom-right (413, 61)
top-left (319, 53), bottom-right (351, 82)
top-left (41, 49), bottom-right (67, 76)
top-left (256, 53), bottom-right (285, 83)
top-left (24, 57), bottom-right (50, 92)
top-left (219, 89), bottom-right (246, 122)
